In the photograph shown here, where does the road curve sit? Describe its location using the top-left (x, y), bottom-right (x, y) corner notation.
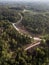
top-left (16, 13), bottom-right (23, 25)
top-left (12, 12), bottom-right (23, 32)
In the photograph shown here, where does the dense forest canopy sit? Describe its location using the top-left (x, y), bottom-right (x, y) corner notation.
top-left (0, 4), bottom-right (49, 65)
top-left (0, 7), bottom-right (21, 23)
top-left (21, 12), bottom-right (49, 35)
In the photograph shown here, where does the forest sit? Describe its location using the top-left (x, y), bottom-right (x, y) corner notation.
top-left (0, 6), bottom-right (49, 65)
top-left (21, 12), bottom-right (49, 35)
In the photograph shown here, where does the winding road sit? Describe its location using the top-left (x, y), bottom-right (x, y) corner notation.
top-left (12, 13), bottom-right (23, 31)
top-left (12, 9), bottom-right (42, 51)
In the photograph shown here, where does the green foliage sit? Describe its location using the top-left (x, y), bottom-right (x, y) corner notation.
top-left (0, 7), bottom-right (49, 65)
top-left (0, 7), bottom-right (20, 23)
top-left (21, 13), bottom-right (49, 35)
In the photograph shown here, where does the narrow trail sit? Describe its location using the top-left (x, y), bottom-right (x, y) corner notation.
top-left (24, 42), bottom-right (40, 51)
top-left (12, 9), bottom-right (42, 51)
top-left (12, 13), bottom-right (23, 32)
top-left (16, 13), bottom-right (23, 25)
